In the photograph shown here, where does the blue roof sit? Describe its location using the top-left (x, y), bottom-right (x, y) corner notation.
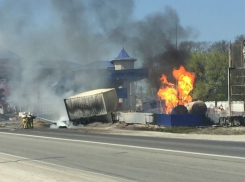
top-left (112, 48), bottom-right (136, 61)
top-left (108, 68), bottom-right (148, 81)
top-left (36, 60), bottom-right (84, 70)
top-left (76, 61), bottom-right (114, 70)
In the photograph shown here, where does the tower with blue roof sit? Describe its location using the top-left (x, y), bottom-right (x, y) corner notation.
top-left (110, 48), bottom-right (138, 110)
top-left (110, 48), bottom-right (137, 70)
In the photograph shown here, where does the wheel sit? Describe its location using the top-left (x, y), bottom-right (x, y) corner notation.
top-left (219, 117), bottom-right (224, 126)
top-left (229, 117), bottom-right (234, 126)
top-left (225, 117), bottom-right (230, 126)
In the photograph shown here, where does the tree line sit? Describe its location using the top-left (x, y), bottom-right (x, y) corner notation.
top-left (181, 35), bottom-right (244, 102)
top-left (142, 35), bottom-right (245, 102)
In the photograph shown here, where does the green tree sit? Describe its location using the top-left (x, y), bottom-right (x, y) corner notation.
top-left (232, 35), bottom-right (244, 67)
top-left (209, 40), bottom-right (228, 53)
top-left (179, 41), bottom-right (211, 53)
top-left (187, 50), bottom-right (228, 101)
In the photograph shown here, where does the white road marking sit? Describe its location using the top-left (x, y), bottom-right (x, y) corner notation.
top-left (0, 131), bottom-right (245, 161)
top-left (0, 151), bottom-right (136, 182)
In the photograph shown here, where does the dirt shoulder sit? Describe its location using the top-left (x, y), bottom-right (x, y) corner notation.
top-left (3, 120), bottom-right (245, 135)
top-left (2, 120), bottom-right (245, 142)
top-left (75, 122), bottom-right (245, 142)
top-left (82, 121), bottom-right (245, 135)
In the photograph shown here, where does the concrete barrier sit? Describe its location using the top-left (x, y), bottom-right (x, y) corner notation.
top-left (116, 112), bottom-right (153, 124)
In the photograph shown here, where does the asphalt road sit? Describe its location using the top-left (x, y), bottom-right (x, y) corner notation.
top-left (0, 128), bottom-right (245, 182)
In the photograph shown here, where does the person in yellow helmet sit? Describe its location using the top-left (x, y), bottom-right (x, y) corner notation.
top-left (28, 112), bottom-right (36, 129)
top-left (22, 112), bottom-right (27, 129)
top-left (27, 112), bottom-right (31, 129)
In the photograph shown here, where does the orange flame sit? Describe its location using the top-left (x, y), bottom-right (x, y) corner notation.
top-left (157, 65), bottom-right (195, 114)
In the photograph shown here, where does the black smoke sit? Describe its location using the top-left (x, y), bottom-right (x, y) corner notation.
top-left (0, 0), bottom-right (195, 63)
top-left (0, 0), bottom-right (196, 117)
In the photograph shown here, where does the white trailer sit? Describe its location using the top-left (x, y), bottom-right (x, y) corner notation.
top-left (64, 88), bottom-right (118, 124)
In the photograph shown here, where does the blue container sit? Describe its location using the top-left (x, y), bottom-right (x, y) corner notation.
top-left (154, 114), bottom-right (209, 126)
top-left (154, 114), bottom-right (172, 126)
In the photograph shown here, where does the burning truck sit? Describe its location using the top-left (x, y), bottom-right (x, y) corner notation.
top-left (0, 94), bottom-right (15, 120)
top-left (0, 80), bottom-right (15, 120)
top-left (64, 88), bottom-right (118, 125)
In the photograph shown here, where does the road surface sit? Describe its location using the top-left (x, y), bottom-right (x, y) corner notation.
top-left (0, 128), bottom-right (245, 182)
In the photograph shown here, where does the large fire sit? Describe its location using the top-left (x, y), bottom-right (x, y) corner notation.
top-left (157, 65), bottom-right (195, 114)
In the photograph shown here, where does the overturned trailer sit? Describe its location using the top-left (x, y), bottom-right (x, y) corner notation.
top-left (64, 88), bottom-right (118, 124)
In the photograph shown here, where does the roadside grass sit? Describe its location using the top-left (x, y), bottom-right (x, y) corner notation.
top-left (160, 126), bottom-right (197, 133)
top-left (132, 125), bottom-right (245, 135)
top-left (129, 125), bottom-right (198, 133)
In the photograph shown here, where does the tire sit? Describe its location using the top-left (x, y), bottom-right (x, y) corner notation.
top-left (219, 117), bottom-right (224, 126)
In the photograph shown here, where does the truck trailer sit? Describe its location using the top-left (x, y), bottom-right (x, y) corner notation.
top-left (64, 88), bottom-right (118, 124)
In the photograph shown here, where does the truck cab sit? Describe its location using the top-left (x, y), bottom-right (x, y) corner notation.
top-left (0, 105), bottom-right (3, 115)
top-left (0, 102), bottom-right (15, 120)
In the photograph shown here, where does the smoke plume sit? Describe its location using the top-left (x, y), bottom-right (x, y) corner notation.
top-left (0, 0), bottom-right (196, 119)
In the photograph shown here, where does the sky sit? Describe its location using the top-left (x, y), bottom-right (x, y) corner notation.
top-left (0, 0), bottom-right (244, 63)
top-left (134, 0), bottom-right (244, 42)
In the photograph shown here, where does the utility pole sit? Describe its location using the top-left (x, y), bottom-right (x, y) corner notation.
top-left (176, 21), bottom-right (178, 50)
top-left (228, 41), bottom-right (232, 116)
top-left (241, 42), bottom-right (244, 67)
top-left (243, 40), bottom-right (245, 66)
top-left (175, 16), bottom-right (179, 104)
top-left (38, 90), bottom-right (40, 121)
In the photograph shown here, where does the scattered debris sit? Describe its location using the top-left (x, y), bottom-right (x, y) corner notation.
top-left (2, 118), bottom-right (245, 135)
